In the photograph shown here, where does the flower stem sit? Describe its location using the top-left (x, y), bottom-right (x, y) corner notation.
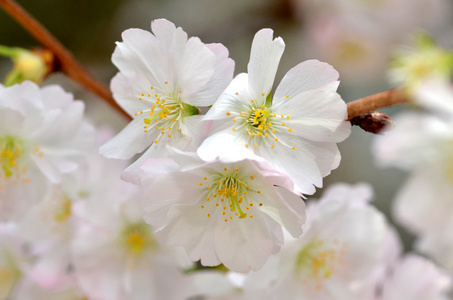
top-left (346, 89), bottom-right (408, 121)
top-left (0, 0), bottom-right (131, 120)
top-left (0, 44), bottom-right (19, 58)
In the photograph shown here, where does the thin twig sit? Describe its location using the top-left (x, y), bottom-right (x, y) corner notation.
top-left (0, 0), bottom-right (131, 120)
top-left (347, 89), bottom-right (408, 121)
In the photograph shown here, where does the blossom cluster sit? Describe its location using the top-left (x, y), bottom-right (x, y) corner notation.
top-left (0, 17), bottom-right (452, 300)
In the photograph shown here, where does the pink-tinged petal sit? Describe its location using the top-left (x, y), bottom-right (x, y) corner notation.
top-left (214, 211), bottom-right (283, 272)
top-left (99, 117), bottom-right (157, 159)
top-left (273, 60), bottom-right (340, 104)
top-left (273, 89), bottom-right (350, 142)
top-left (179, 37), bottom-right (216, 98)
top-left (185, 43), bottom-right (234, 107)
top-left (248, 29), bottom-right (285, 100)
top-left (28, 245), bottom-right (72, 289)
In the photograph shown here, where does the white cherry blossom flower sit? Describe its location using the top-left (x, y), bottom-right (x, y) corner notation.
top-left (199, 29), bottom-right (350, 195)
top-left (373, 106), bottom-right (453, 270)
top-left (100, 18), bottom-right (234, 183)
top-left (71, 183), bottom-right (191, 300)
top-left (242, 183), bottom-right (401, 300)
top-left (17, 129), bottom-right (131, 291)
top-left (0, 81), bottom-right (95, 221)
top-left (140, 145), bottom-right (306, 272)
top-left (379, 254), bottom-right (452, 300)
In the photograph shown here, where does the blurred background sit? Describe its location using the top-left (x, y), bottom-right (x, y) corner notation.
top-left (1, 0), bottom-right (452, 250)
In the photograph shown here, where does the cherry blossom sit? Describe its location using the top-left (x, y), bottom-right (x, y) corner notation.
top-left (140, 145), bottom-right (306, 272)
top-left (100, 18), bottom-right (234, 183)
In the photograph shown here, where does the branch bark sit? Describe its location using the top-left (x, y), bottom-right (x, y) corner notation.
top-left (346, 89), bottom-right (408, 121)
top-left (1, 0), bottom-right (410, 128)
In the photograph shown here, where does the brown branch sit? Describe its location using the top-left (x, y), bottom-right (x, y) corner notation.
top-left (0, 0), bottom-right (131, 120)
top-left (347, 89), bottom-right (408, 121)
top-left (1, 0), bottom-right (409, 126)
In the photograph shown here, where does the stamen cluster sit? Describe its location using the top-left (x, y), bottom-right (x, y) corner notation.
top-left (135, 84), bottom-right (186, 144)
top-left (198, 167), bottom-right (264, 222)
top-left (227, 95), bottom-right (295, 150)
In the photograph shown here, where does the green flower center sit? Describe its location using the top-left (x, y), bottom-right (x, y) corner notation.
top-left (226, 96), bottom-right (296, 151)
top-left (121, 221), bottom-right (157, 257)
top-left (0, 137), bottom-right (23, 179)
top-left (135, 82), bottom-right (200, 145)
top-left (198, 167), bottom-right (265, 222)
top-left (294, 239), bottom-right (348, 291)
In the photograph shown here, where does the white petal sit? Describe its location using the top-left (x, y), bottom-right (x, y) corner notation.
top-left (273, 60), bottom-right (340, 104)
top-left (139, 158), bottom-right (180, 186)
top-left (178, 115), bottom-right (205, 152)
top-left (273, 186), bottom-right (306, 237)
top-left (142, 171), bottom-right (205, 228)
top-left (197, 132), bottom-right (259, 163)
top-left (99, 116), bottom-right (156, 159)
top-left (40, 84), bottom-right (75, 109)
top-left (0, 107), bottom-right (25, 136)
top-left (110, 72), bottom-right (156, 117)
top-left (273, 89), bottom-right (350, 142)
top-left (203, 73), bottom-right (251, 121)
top-left (260, 141), bottom-right (322, 195)
top-left (155, 206), bottom-right (218, 265)
top-left (30, 152), bottom-right (64, 183)
top-left (248, 29), bottom-right (285, 100)
top-left (178, 37), bottom-right (216, 98)
top-left (381, 254), bottom-right (452, 300)
top-left (116, 28), bottom-right (172, 86)
top-left (150, 19), bottom-right (179, 51)
top-left (214, 211), bottom-right (283, 272)
top-left (184, 43), bottom-right (235, 107)
top-left (121, 145), bottom-right (166, 184)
